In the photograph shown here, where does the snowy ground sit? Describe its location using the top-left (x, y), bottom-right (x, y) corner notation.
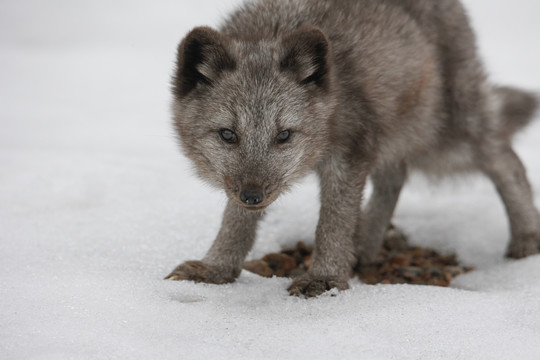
top-left (1, 0), bottom-right (540, 359)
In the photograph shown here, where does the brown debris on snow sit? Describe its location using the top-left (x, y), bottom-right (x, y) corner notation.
top-left (243, 228), bottom-right (473, 287)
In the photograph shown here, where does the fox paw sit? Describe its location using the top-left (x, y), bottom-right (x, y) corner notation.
top-left (288, 273), bottom-right (349, 298)
top-left (505, 233), bottom-right (540, 259)
top-left (164, 261), bottom-right (239, 284)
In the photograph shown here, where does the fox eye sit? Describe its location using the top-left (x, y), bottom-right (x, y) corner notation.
top-left (219, 129), bottom-right (238, 144)
top-left (276, 130), bottom-right (290, 144)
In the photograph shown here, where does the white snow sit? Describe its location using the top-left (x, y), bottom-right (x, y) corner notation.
top-left (1, 0), bottom-right (540, 359)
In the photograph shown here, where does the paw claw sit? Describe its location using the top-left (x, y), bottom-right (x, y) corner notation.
top-left (288, 287), bottom-right (302, 297)
top-left (164, 260), bottom-right (239, 284)
top-left (164, 274), bottom-right (181, 281)
top-left (288, 274), bottom-right (349, 298)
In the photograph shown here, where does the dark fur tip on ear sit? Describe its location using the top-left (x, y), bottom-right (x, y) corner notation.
top-left (172, 26), bottom-right (236, 98)
top-left (280, 26), bottom-right (331, 88)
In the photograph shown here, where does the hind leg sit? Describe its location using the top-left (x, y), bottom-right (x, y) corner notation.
top-left (477, 144), bottom-right (540, 258)
top-left (355, 161), bottom-right (407, 264)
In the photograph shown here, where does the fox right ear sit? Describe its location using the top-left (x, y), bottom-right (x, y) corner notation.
top-left (173, 27), bottom-right (235, 98)
top-left (280, 26), bottom-right (331, 89)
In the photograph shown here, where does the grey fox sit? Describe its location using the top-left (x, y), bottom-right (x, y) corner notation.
top-left (166, 0), bottom-right (539, 297)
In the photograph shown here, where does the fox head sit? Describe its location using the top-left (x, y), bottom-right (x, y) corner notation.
top-left (172, 26), bottom-right (337, 211)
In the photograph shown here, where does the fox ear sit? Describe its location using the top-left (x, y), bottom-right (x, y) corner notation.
top-left (280, 26), bottom-right (331, 88)
top-left (173, 26), bottom-right (235, 98)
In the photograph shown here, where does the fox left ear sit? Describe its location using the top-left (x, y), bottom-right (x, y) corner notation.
top-left (280, 26), bottom-right (331, 88)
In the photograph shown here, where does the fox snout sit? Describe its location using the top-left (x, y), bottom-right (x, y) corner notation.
top-left (235, 186), bottom-right (268, 211)
top-left (240, 189), bottom-right (263, 206)
top-left (224, 177), bottom-right (277, 211)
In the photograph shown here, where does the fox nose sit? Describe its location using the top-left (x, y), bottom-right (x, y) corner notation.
top-left (240, 189), bottom-right (263, 205)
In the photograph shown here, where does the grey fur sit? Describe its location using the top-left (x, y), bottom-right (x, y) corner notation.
top-left (166, 0), bottom-right (540, 297)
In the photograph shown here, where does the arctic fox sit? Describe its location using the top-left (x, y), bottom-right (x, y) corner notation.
top-left (166, 0), bottom-right (539, 297)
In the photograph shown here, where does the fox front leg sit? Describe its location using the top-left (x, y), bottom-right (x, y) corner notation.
top-left (288, 154), bottom-right (367, 297)
top-left (166, 200), bottom-right (262, 284)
